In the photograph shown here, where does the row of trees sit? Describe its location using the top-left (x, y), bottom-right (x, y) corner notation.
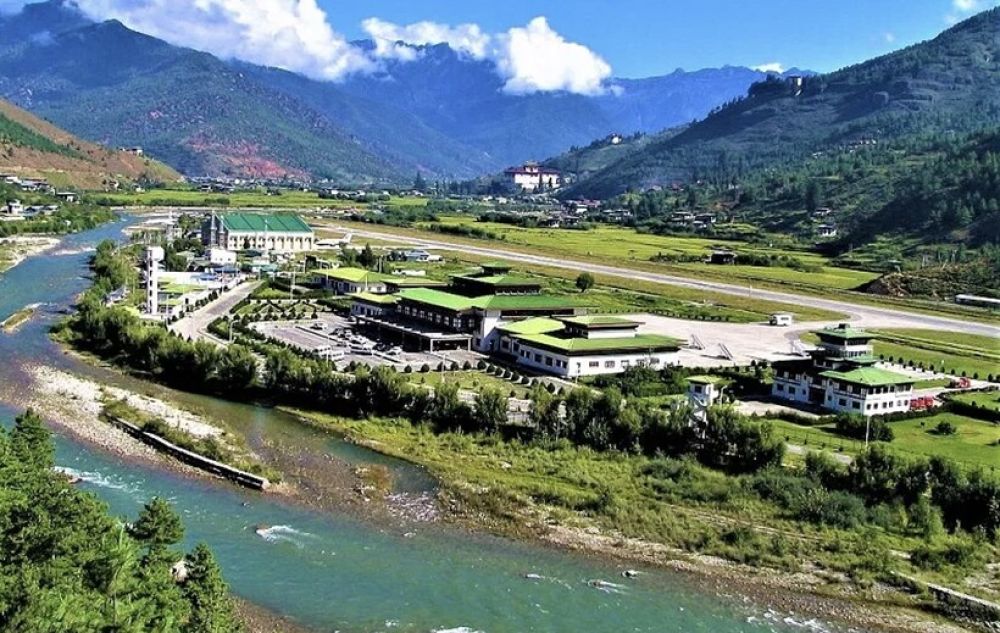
top-left (0, 410), bottom-right (241, 631)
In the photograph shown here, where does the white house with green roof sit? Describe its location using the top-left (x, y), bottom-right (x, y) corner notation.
top-left (772, 323), bottom-right (915, 415)
top-left (497, 316), bottom-right (681, 378)
top-left (202, 212), bottom-right (314, 253)
top-left (314, 267), bottom-right (389, 294)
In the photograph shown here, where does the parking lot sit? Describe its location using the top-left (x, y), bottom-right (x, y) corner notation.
top-left (251, 313), bottom-right (484, 371)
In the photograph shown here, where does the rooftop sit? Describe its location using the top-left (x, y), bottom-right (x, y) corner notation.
top-left (820, 367), bottom-right (915, 387)
top-left (688, 375), bottom-right (723, 385)
top-left (497, 317), bottom-right (565, 335)
top-left (397, 288), bottom-right (478, 312)
top-left (314, 267), bottom-right (386, 283)
top-left (512, 332), bottom-right (682, 355)
top-left (219, 212), bottom-right (312, 234)
top-left (559, 315), bottom-right (638, 329)
top-left (351, 291), bottom-right (399, 305)
top-left (474, 294), bottom-right (580, 311)
top-left (455, 274), bottom-right (541, 287)
top-left (814, 323), bottom-right (872, 341)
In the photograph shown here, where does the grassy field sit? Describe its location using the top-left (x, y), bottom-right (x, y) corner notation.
top-left (799, 329), bottom-right (1000, 379)
top-left (768, 414), bottom-right (999, 470)
top-left (951, 391), bottom-right (1000, 412)
top-left (408, 370), bottom-right (529, 399)
top-left (428, 216), bottom-right (878, 290)
top-left (324, 218), bottom-right (999, 324)
top-left (291, 410), bottom-right (995, 597)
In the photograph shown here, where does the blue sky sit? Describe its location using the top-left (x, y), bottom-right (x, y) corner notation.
top-left (40, 0), bottom-right (998, 94)
top-left (325, 0), bottom-right (998, 77)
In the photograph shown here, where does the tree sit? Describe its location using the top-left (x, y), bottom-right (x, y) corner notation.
top-left (358, 243), bottom-right (377, 269)
top-left (183, 544), bottom-right (243, 633)
top-left (529, 385), bottom-right (564, 439)
top-left (474, 388), bottom-right (508, 434)
top-left (412, 172), bottom-right (428, 192)
top-left (216, 345), bottom-right (258, 392)
top-left (129, 497), bottom-right (184, 552)
top-left (575, 272), bottom-right (595, 293)
top-left (10, 408), bottom-right (54, 470)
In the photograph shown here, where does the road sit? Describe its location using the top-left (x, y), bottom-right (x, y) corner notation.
top-left (169, 280), bottom-right (262, 345)
top-left (329, 225), bottom-right (1000, 339)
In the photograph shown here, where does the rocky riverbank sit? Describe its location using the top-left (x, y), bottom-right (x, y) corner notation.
top-left (0, 236), bottom-right (60, 273)
top-left (21, 364), bottom-right (279, 490)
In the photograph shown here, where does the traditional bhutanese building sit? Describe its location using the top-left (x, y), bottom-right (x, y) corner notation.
top-left (496, 316), bottom-right (681, 378)
top-left (771, 324), bottom-right (916, 416)
top-left (504, 162), bottom-right (562, 192)
top-left (202, 212), bottom-right (314, 253)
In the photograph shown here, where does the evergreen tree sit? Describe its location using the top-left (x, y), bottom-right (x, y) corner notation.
top-left (183, 544), bottom-right (243, 633)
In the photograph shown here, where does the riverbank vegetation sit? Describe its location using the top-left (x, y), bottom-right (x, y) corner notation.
top-left (298, 411), bottom-right (999, 598)
top-left (63, 238), bottom-right (1000, 611)
top-left (0, 409), bottom-right (242, 631)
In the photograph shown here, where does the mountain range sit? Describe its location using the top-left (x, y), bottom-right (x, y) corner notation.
top-left (0, 0), bottom-right (806, 183)
top-left (562, 8), bottom-right (1000, 198)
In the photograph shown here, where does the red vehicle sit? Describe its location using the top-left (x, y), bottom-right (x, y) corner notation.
top-left (910, 396), bottom-right (937, 411)
top-left (949, 377), bottom-right (971, 389)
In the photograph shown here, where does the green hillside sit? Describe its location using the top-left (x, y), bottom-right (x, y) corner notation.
top-left (568, 9), bottom-right (1000, 198)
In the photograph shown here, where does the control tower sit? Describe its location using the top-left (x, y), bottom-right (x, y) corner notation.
top-left (145, 246), bottom-right (164, 317)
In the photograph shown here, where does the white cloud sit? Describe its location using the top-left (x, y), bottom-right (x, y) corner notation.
top-left (883, 31), bottom-right (896, 43)
top-left (363, 16), bottom-right (613, 95)
top-left (68, 0), bottom-right (374, 80)
top-left (361, 17), bottom-right (490, 61)
top-left (494, 17), bottom-right (612, 95)
top-left (751, 62), bottom-right (785, 73)
top-left (4, 1), bottom-right (614, 93)
top-left (952, 0), bottom-right (980, 11)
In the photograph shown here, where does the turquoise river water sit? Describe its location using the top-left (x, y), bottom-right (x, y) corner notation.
top-left (0, 219), bottom-right (854, 633)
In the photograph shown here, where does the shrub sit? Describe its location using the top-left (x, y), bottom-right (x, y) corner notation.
top-left (420, 364), bottom-right (430, 373)
top-left (931, 420), bottom-right (957, 436)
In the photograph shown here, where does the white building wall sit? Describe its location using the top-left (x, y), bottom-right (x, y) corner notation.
top-left (771, 376), bottom-right (813, 404)
top-left (822, 382), bottom-right (912, 416)
top-left (512, 343), bottom-right (678, 378)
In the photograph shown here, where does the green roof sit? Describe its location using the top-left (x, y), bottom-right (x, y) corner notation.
top-left (814, 324), bottom-right (872, 341)
top-left (314, 267), bottom-right (387, 283)
top-left (455, 274), bottom-right (540, 287)
top-left (820, 367), bottom-right (915, 387)
top-left (497, 317), bottom-right (566, 335)
top-left (473, 294), bottom-right (581, 311)
top-left (512, 332), bottom-right (681, 355)
top-left (479, 260), bottom-right (512, 270)
top-left (351, 291), bottom-right (399, 305)
top-left (220, 212), bottom-right (311, 234)
top-left (559, 315), bottom-right (638, 328)
top-left (384, 277), bottom-right (449, 288)
top-left (397, 288), bottom-right (478, 311)
top-left (687, 375), bottom-right (723, 384)
top-left (161, 283), bottom-right (202, 295)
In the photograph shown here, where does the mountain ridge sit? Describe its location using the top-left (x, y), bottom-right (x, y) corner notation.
top-left (0, 0), bottom-right (807, 182)
top-left (563, 8), bottom-right (1000, 198)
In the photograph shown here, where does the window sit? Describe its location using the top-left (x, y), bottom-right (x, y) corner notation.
top-left (775, 384), bottom-right (784, 392)
top-left (621, 361), bottom-right (631, 369)
top-left (545, 357), bottom-right (553, 366)
top-left (838, 398), bottom-right (847, 406)
top-left (534, 353), bottom-right (542, 363)
top-left (851, 401), bottom-right (860, 409)
top-left (650, 357), bottom-right (660, 365)
top-left (589, 361), bottom-right (600, 368)
top-left (605, 360), bottom-right (615, 368)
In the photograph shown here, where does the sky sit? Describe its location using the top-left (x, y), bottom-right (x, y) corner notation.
top-left (3, 0), bottom-right (997, 93)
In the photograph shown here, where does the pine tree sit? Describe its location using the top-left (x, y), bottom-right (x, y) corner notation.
top-left (183, 543), bottom-right (243, 633)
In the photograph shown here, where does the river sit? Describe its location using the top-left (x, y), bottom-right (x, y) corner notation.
top-left (0, 219), bottom-right (850, 633)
